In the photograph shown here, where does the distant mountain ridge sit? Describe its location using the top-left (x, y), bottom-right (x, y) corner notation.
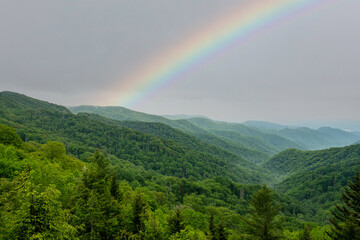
top-left (69, 106), bottom-right (274, 164)
top-left (69, 106), bottom-right (306, 163)
top-left (243, 120), bottom-right (360, 149)
top-left (185, 117), bottom-right (305, 153)
top-left (242, 120), bottom-right (289, 130)
top-left (277, 126), bottom-right (359, 150)
top-left (69, 105), bottom-right (360, 159)
top-left (242, 120), bottom-right (360, 150)
top-left (163, 114), bottom-right (210, 120)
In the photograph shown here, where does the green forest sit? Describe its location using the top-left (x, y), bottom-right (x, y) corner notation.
top-left (1, 91), bottom-right (360, 239)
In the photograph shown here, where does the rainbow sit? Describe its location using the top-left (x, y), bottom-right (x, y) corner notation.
top-left (105, 0), bottom-right (328, 107)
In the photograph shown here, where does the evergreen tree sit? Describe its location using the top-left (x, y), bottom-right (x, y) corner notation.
top-left (110, 173), bottom-right (122, 201)
top-left (132, 192), bottom-right (147, 234)
top-left (72, 150), bottom-right (121, 239)
top-left (243, 184), bottom-right (284, 240)
top-left (209, 214), bottom-right (216, 239)
top-left (209, 214), bottom-right (228, 240)
top-left (168, 206), bottom-right (185, 235)
top-left (328, 171), bottom-right (360, 239)
top-left (215, 221), bottom-right (228, 240)
top-left (300, 224), bottom-right (312, 240)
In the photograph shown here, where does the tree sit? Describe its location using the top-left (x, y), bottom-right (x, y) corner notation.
top-left (0, 124), bottom-right (22, 148)
top-left (243, 184), bottom-right (284, 240)
top-left (215, 221), bottom-right (228, 240)
top-left (110, 173), bottom-right (122, 201)
top-left (209, 214), bottom-right (228, 240)
top-left (72, 150), bottom-right (121, 239)
top-left (132, 192), bottom-right (147, 234)
top-left (8, 167), bottom-right (76, 239)
top-left (209, 214), bottom-right (216, 239)
top-left (41, 141), bottom-right (66, 160)
top-left (168, 206), bottom-right (185, 235)
top-left (328, 171), bottom-right (360, 239)
top-left (300, 224), bottom-right (312, 240)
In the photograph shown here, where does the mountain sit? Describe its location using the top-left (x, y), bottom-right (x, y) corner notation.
top-left (203, 129), bottom-right (278, 156)
top-left (69, 105), bottom-right (272, 164)
top-left (0, 122), bottom-right (307, 239)
top-left (74, 112), bottom-right (266, 166)
top-left (242, 120), bottom-right (360, 150)
top-left (263, 144), bottom-right (360, 221)
top-left (242, 120), bottom-right (289, 130)
top-left (0, 91), bottom-right (70, 114)
top-left (71, 105), bottom-right (360, 162)
top-left (352, 131), bottom-right (360, 137)
top-left (0, 91), bottom-right (268, 184)
top-left (3, 90), bottom-right (360, 230)
top-left (185, 117), bottom-right (305, 152)
top-left (69, 106), bottom-right (212, 136)
top-left (318, 127), bottom-right (360, 144)
top-left (163, 114), bottom-right (210, 120)
top-left (277, 127), bottom-right (360, 150)
top-left (290, 120), bottom-right (360, 132)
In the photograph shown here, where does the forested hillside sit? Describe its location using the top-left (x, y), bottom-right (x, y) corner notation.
top-left (0, 124), bottom-right (273, 239)
top-left (264, 144), bottom-right (360, 221)
top-left (69, 106), bottom-right (272, 164)
top-left (185, 118), bottom-right (305, 152)
top-left (0, 91), bottom-right (267, 184)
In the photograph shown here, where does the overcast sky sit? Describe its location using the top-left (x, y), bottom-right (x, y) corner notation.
top-left (1, 0), bottom-right (360, 126)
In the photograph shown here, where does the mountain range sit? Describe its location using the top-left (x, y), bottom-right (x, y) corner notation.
top-left (1, 90), bottom-right (360, 224)
top-left (69, 105), bottom-right (360, 157)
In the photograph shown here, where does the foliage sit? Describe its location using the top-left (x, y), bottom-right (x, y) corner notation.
top-left (69, 105), bottom-right (269, 164)
top-left (0, 124), bottom-right (22, 148)
top-left (243, 185), bottom-right (284, 240)
top-left (0, 91), bottom-right (268, 184)
top-left (264, 145), bottom-right (360, 222)
top-left (168, 206), bottom-right (185, 235)
top-left (300, 224), bottom-right (312, 240)
top-left (328, 171), bottom-right (360, 239)
top-left (1, 92), bottom-right (360, 239)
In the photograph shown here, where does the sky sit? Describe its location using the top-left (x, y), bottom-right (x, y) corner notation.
top-left (1, 0), bottom-right (360, 127)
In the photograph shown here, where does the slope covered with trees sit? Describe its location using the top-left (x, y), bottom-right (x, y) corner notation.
top-left (75, 112), bottom-right (269, 166)
top-left (264, 144), bottom-right (360, 221)
top-left (0, 122), bottom-right (318, 239)
top-left (186, 118), bottom-right (305, 151)
top-left (69, 105), bottom-right (272, 164)
top-left (0, 91), bottom-right (268, 184)
top-left (69, 105), bottom-right (306, 164)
